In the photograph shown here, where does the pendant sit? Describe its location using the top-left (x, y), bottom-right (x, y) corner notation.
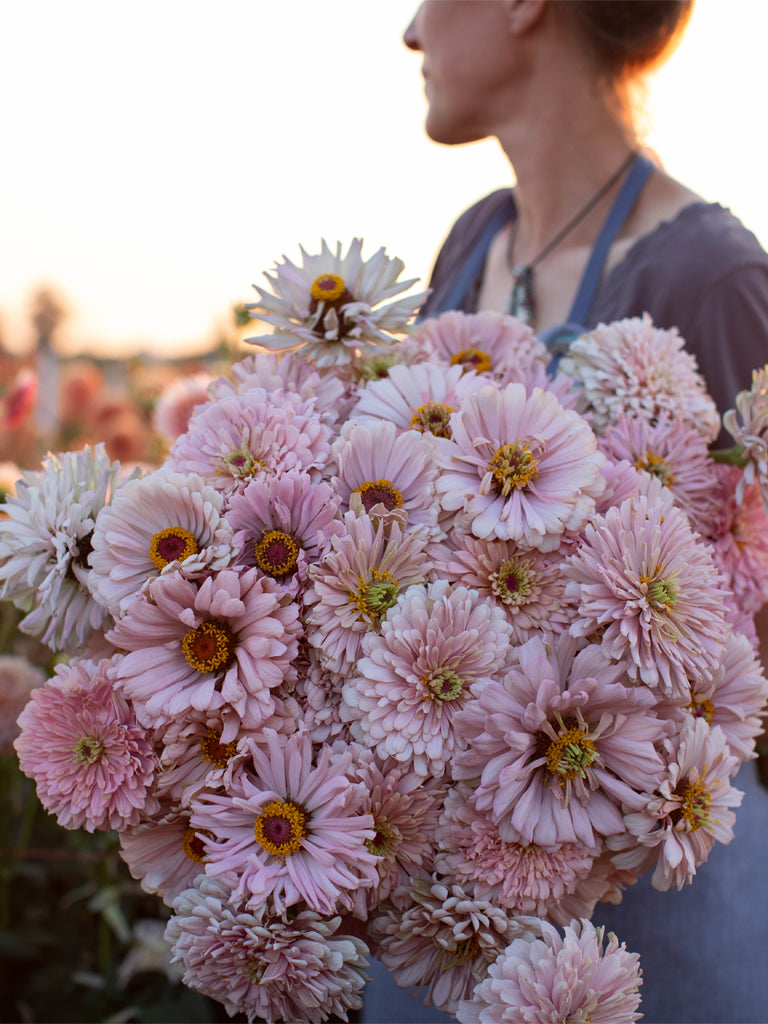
top-left (507, 264), bottom-right (535, 326)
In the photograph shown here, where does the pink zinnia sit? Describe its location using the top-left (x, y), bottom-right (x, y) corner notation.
top-left (706, 464), bottom-right (768, 614)
top-left (457, 918), bottom-right (642, 1024)
top-left (152, 373), bottom-right (215, 445)
top-left (167, 387), bottom-right (332, 495)
top-left (225, 470), bottom-right (344, 596)
top-left (108, 567), bottom-right (301, 731)
top-left (433, 533), bottom-right (576, 643)
top-left (304, 511), bottom-right (431, 677)
top-left (436, 383), bottom-right (605, 551)
top-left (0, 655), bottom-right (46, 754)
top-left (564, 494), bottom-right (729, 702)
top-left (119, 808), bottom-right (213, 906)
top-left (190, 728), bottom-right (378, 915)
top-left (454, 636), bottom-right (665, 848)
top-left (723, 365), bottom-right (768, 508)
top-left (403, 309), bottom-right (547, 384)
top-left (611, 718), bottom-right (742, 892)
top-left (343, 581), bottom-right (512, 778)
top-left (14, 657), bottom-right (157, 832)
top-left (369, 877), bottom-right (540, 1015)
top-left (166, 875), bottom-right (369, 1024)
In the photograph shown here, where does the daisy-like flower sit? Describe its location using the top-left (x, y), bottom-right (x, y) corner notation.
top-left (347, 748), bottom-right (444, 914)
top-left (0, 444), bottom-right (123, 652)
top-left (349, 361), bottom-right (485, 440)
top-left (706, 463), bottom-right (768, 614)
top-left (152, 372), bottom-right (216, 445)
top-left (369, 877), bottom-right (540, 1015)
top-left (564, 494), bottom-right (729, 701)
top-left (212, 351), bottom-right (346, 428)
top-left (599, 410), bottom-right (719, 534)
top-left (611, 718), bottom-right (742, 891)
top-left (436, 383), bottom-right (605, 551)
top-left (0, 655), bottom-right (46, 754)
top-left (108, 567), bottom-right (301, 732)
top-left (560, 313), bottom-right (721, 440)
top-left (245, 238), bottom-right (427, 367)
top-left (166, 875), bottom-right (370, 1024)
top-left (304, 511), bottom-right (432, 677)
top-left (403, 309), bottom-right (547, 384)
top-left (686, 631), bottom-right (768, 763)
top-left (723, 365), bottom-right (768, 508)
top-left (342, 581), bottom-right (512, 778)
top-left (226, 471), bottom-right (344, 596)
top-left (456, 918), bottom-right (642, 1024)
top-left (332, 419), bottom-right (440, 537)
top-left (119, 808), bottom-right (213, 906)
top-left (166, 387), bottom-right (332, 496)
top-left (433, 534), bottom-right (576, 643)
top-left (454, 636), bottom-right (665, 848)
top-left (436, 783), bottom-right (607, 924)
top-left (190, 728), bottom-right (378, 915)
top-left (88, 468), bottom-right (235, 616)
top-left (14, 657), bottom-right (157, 833)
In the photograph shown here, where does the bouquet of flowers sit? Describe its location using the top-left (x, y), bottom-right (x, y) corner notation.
top-left (3, 238), bottom-right (768, 1024)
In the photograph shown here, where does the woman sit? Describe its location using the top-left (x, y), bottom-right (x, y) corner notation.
top-left (361, 2), bottom-right (768, 1022)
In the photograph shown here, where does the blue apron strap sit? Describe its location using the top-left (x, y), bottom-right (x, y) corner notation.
top-left (428, 201), bottom-right (515, 317)
top-left (567, 154), bottom-right (656, 326)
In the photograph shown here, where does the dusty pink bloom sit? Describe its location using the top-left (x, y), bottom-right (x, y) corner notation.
top-left (404, 309), bottom-right (547, 384)
top-left (436, 784), bottom-right (608, 924)
top-left (166, 874), bottom-right (369, 1024)
top-left (454, 636), bottom-right (665, 848)
top-left (369, 877), bottom-right (540, 1015)
top-left (167, 387), bottom-right (332, 495)
top-left (599, 411), bottom-right (719, 534)
top-left (14, 657), bottom-right (157, 832)
top-left (457, 918), bottom-right (642, 1024)
top-left (343, 581), bottom-right (512, 778)
top-left (433, 533), bottom-right (576, 643)
top-left (436, 383), bottom-right (605, 551)
top-left (706, 464), bottom-right (768, 614)
top-left (611, 718), bottom-right (742, 891)
top-left (304, 511), bottom-right (431, 676)
top-left (595, 458), bottom-right (644, 514)
top-left (560, 313), bottom-right (720, 441)
top-left (225, 471), bottom-right (344, 596)
top-left (292, 645), bottom-right (353, 746)
top-left (152, 373), bottom-right (215, 445)
top-left (0, 655), bottom-right (46, 754)
top-left (191, 728), bottom-right (377, 915)
top-left (723, 365), bottom-right (768, 508)
top-left (108, 567), bottom-right (301, 731)
top-left (119, 807), bottom-right (219, 906)
top-left (347, 748), bottom-right (444, 914)
top-left (350, 361), bottom-right (485, 439)
top-left (687, 631), bottom-right (768, 763)
top-left (565, 494), bottom-right (728, 702)
top-left (89, 468), bottom-right (235, 616)
top-left (332, 419), bottom-right (440, 537)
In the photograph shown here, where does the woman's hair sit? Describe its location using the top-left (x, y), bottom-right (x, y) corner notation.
top-left (562, 1), bottom-right (694, 80)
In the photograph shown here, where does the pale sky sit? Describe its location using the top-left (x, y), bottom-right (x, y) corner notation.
top-left (1, 0), bottom-right (767, 357)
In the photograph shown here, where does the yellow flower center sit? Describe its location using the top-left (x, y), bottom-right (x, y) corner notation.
top-left (199, 728), bottom-right (238, 769)
top-left (149, 526), bottom-right (199, 570)
top-left (410, 401), bottom-right (454, 439)
top-left (351, 568), bottom-right (400, 626)
top-left (254, 529), bottom-right (301, 578)
top-left (310, 273), bottom-right (347, 304)
top-left (545, 726), bottom-right (598, 782)
top-left (687, 695), bottom-right (715, 725)
top-left (489, 442), bottom-right (539, 496)
top-left (450, 348), bottom-right (492, 374)
top-left (352, 478), bottom-right (404, 513)
top-left (636, 450), bottom-right (676, 486)
top-left (182, 621), bottom-right (235, 674)
top-left (678, 779), bottom-right (712, 832)
top-left (254, 799), bottom-right (308, 858)
top-left (182, 826), bottom-right (214, 863)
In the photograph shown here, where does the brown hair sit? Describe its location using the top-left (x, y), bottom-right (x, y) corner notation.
top-left (562, 1), bottom-right (694, 80)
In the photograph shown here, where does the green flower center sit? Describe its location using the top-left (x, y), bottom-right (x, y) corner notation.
top-left (636, 450), bottom-right (676, 486)
top-left (352, 568), bottom-right (400, 625)
top-left (678, 779), bottom-right (712, 832)
top-left (491, 558), bottom-right (534, 606)
top-left (545, 726), bottom-right (598, 782)
top-left (365, 821), bottom-right (401, 857)
top-left (74, 735), bottom-right (104, 766)
top-left (425, 668), bottom-right (465, 703)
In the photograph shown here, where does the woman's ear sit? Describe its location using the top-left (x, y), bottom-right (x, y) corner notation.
top-left (504, 0), bottom-right (547, 36)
